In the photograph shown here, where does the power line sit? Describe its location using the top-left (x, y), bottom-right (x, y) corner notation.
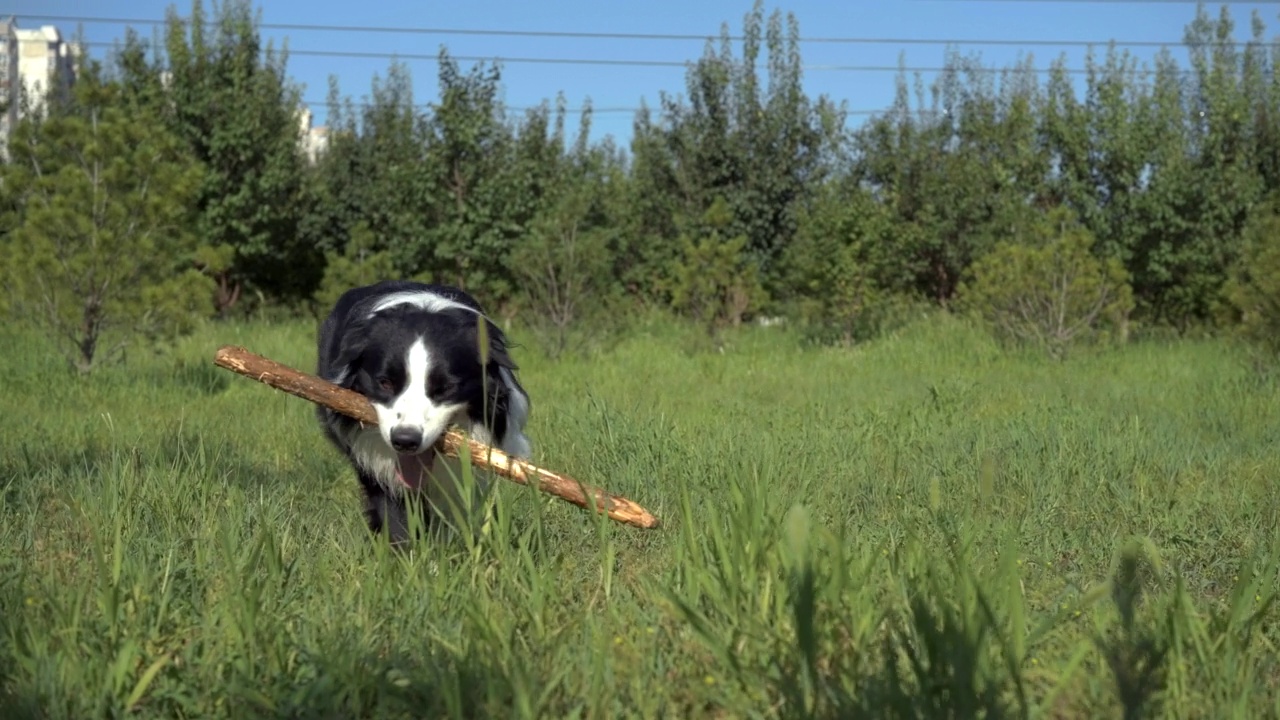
top-left (915, 0), bottom-right (1275, 4)
top-left (302, 100), bottom-right (901, 117)
top-left (78, 41), bottom-right (1208, 75)
top-left (19, 13), bottom-right (1280, 49)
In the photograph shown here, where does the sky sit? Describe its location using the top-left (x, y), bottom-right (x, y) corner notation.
top-left (8, 0), bottom-right (1280, 148)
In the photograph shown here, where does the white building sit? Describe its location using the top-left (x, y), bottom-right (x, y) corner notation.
top-left (1, 18), bottom-right (327, 164)
top-left (296, 105), bottom-right (330, 164)
top-left (0, 18), bottom-right (20, 156)
top-left (1, 18), bottom-right (80, 156)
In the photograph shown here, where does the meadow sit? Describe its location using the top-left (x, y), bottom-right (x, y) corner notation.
top-left (1, 313), bottom-right (1277, 719)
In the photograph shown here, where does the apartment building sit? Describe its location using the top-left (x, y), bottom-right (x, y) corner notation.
top-left (1, 17), bottom-right (81, 156)
top-left (297, 105), bottom-right (331, 164)
top-left (1, 17), bottom-right (327, 163)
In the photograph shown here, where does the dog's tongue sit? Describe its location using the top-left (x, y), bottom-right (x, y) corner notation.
top-left (395, 452), bottom-right (435, 491)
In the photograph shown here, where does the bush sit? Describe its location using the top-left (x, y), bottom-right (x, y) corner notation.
top-left (0, 67), bottom-right (207, 374)
top-left (1222, 192), bottom-right (1280, 361)
top-left (312, 222), bottom-right (397, 312)
top-left (956, 208), bottom-right (1134, 359)
top-left (668, 198), bottom-right (767, 348)
top-left (510, 180), bottom-right (621, 359)
top-left (776, 183), bottom-right (924, 346)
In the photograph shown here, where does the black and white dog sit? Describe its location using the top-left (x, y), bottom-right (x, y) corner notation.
top-left (315, 280), bottom-right (532, 544)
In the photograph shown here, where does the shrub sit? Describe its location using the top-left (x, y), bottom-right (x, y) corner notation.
top-left (312, 221), bottom-right (397, 312)
top-left (668, 198), bottom-right (767, 348)
top-left (776, 183), bottom-right (927, 346)
top-left (510, 178), bottom-right (620, 359)
top-left (1222, 192), bottom-right (1280, 361)
top-left (956, 208), bottom-right (1134, 359)
top-left (0, 68), bottom-right (207, 374)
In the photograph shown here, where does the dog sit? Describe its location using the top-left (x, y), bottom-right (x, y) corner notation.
top-left (314, 280), bottom-right (532, 545)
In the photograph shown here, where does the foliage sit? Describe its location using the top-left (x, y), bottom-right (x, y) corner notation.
top-left (6, 1), bottom-right (1280, 362)
top-left (776, 180), bottom-right (907, 346)
top-left (115, 0), bottom-right (322, 313)
top-left (312, 221), bottom-right (397, 313)
top-left (1, 317), bottom-right (1279, 716)
top-left (509, 110), bottom-right (625, 358)
top-left (957, 208), bottom-right (1135, 359)
top-left (309, 52), bottom-right (572, 313)
top-left (0, 64), bottom-right (206, 374)
top-left (1222, 191), bottom-right (1280, 360)
top-left (853, 52), bottom-right (1049, 306)
top-left (625, 0), bottom-right (846, 303)
top-left (667, 198), bottom-right (767, 347)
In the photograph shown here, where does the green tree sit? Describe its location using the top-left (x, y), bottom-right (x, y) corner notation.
top-left (312, 221), bottom-right (397, 312)
top-left (411, 50), bottom-right (524, 303)
top-left (115, 0), bottom-right (322, 313)
top-left (777, 180), bottom-right (898, 345)
top-left (510, 108), bottom-right (625, 358)
top-left (1040, 6), bottom-right (1270, 329)
top-left (304, 62), bottom-right (428, 302)
top-left (853, 51), bottom-right (1050, 306)
top-left (1161, 4), bottom-right (1266, 326)
top-left (0, 65), bottom-right (207, 373)
top-left (956, 208), bottom-right (1134, 359)
top-left (1222, 191), bottom-right (1280, 359)
top-left (668, 197), bottom-right (767, 347)
top-left (626, 0), bottom-right (845, 302)
top-left (309, 50), bottom-right (583, 314)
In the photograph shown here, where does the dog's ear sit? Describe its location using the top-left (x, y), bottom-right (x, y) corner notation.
top-left (478, 315), bottom-right (519, 372)
top-left (467, 313), bottom-right (520, 432)
top-left (331, 322), bottom-right (370, 389)
top-left (484, 368), bottom-right (512, 430)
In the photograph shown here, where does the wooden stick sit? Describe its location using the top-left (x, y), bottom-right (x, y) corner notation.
top-left (212, 345), bottom-right (660, 530)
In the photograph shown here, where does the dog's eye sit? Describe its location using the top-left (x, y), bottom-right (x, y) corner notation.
top-left (427, 372), bottom-right (454, 398)
top-left (377, 377), bottom-right (394, 392)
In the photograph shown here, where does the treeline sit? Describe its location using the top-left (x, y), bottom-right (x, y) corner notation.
top-left (2, 0), bottom-right (1279, 371)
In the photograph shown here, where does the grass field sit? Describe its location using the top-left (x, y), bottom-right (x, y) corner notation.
top-left (1, 312), bottom-right (1278, 719)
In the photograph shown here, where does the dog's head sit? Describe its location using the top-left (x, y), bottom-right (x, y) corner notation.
top-left (332, 299), bottom-right (521, 460)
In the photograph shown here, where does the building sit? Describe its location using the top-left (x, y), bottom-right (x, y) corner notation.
top-left (1, 17), bottom-right (327, 164)
top-left (1, 17), bottom-right (80, 157)
top-left (0, 18), bottom-right (19, 157)
top-left (296, 105), bottom-right (330, 164)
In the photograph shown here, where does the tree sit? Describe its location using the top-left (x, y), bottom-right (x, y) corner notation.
top-left (853, 51), bottom-right (1049, 306)
top-left (411, 50), bottom-right (524, 304)
top-left (1222, 191), bottom-right (1280, 359)
top-left (956, 207), bottom-right (1134, 360)
top-left (510, 108), bottom-right (624, 358)
top-left (312, 221), bottom-right (397, 312)
top-left (776, 180), bottom-right (898, 346)
top-left (303, 62), bottom-right (429, 307)
top-left (115, 0), bottom-right (322, 313)
top-left (0, 65), bottom-right (207, 373)
top-left (626, 0), bottom-right (845, 302)
top-left (668, 197), bottom-right (767, 347)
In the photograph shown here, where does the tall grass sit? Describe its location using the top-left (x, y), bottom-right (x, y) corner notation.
top-left (1, 314), bottom-right (1277, 718)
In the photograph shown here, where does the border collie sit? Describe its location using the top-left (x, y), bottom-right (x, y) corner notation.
top-left (315, 280), bottom-right (532, 545)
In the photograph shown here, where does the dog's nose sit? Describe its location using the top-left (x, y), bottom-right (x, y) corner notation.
top-left (389, 426), bottom-right (423, 452)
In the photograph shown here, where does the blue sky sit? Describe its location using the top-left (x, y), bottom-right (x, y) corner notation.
top-left (9, 1), bottom-right (1279, 147)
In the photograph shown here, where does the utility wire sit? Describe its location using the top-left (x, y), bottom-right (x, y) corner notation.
top-left (301, 100), bottom-right (903, 116)
top-left (77, 40), bottom-right (1211, 76)
top-left (18, 13), bottom-right (1280, 49)
top-left (914, 0), bottom-right (1274, 4)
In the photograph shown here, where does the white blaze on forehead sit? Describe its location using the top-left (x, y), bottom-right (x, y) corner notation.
top-left (370, 290), bottom-right (479, 317)
top-left (370, 337), bottom-right (466, 456)
top-left (395, 339), bottom-right (431, 421)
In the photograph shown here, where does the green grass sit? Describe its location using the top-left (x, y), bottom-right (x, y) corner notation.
top-left (1, 313), bottom-right (1277, 718)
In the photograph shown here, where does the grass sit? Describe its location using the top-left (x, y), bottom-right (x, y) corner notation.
top-left (1, 312), bottom-right (1278, 718)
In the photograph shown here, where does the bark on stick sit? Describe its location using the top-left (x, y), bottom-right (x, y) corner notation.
top-left (213, 345), bottom-right (660, 530)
